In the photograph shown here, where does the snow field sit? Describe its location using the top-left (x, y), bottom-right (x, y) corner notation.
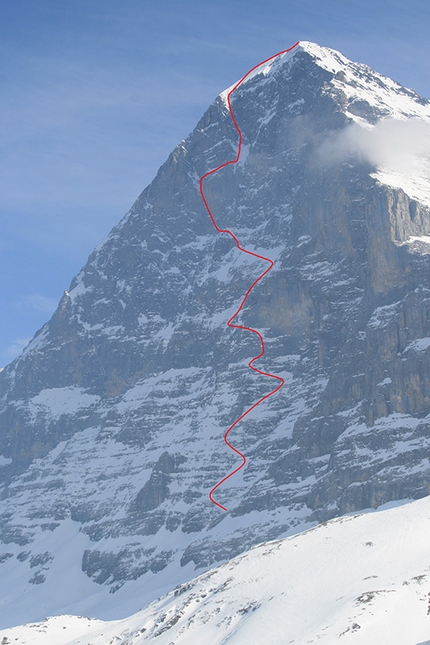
top-left (1, 496), bottom-right (430, 644)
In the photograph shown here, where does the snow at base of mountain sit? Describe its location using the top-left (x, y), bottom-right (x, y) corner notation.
top-left (1, 496), bottom-right (430, 645)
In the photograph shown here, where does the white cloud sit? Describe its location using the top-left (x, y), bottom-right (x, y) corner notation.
top-left (318, 118), bottom-right (430, 174)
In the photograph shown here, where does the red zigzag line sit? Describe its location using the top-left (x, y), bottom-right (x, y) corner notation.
top-left (200, 42), bottom-right (300, 511)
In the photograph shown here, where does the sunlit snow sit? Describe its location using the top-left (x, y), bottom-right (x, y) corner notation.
top-left (1, 496), bottom-right (430, 644)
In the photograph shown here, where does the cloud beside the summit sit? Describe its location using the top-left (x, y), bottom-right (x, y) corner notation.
top-left (318, 118), bottom-right (430, 174)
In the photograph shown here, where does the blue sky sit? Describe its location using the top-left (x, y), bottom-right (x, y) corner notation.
top-left (1, 0), bottom-right (430, 367)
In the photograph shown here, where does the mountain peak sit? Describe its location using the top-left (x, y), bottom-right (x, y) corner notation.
top-left (220, 40), bottom-right (429, 126)
top-left (219, 41), bottom-right (355, 94)
top-left (1, 41), bottom-right (430, 629)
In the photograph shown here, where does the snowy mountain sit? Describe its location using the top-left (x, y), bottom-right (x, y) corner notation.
top-left (1, 496), bottom-right (430, 644)
top-left (0, 41), bottom-right (430, 629)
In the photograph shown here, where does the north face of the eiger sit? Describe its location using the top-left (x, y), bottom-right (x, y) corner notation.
top-left (0, 42), bottom-right (429, 628)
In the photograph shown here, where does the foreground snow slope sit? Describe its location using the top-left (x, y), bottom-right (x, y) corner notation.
top-left (2, 496), bottom-right (430, 644)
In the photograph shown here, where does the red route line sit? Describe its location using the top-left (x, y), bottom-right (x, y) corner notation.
top-left (200, 42), bottom-right (300, 511)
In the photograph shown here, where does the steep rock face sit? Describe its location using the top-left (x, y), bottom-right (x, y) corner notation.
top-left (0, 42), bottom-right (430, 625)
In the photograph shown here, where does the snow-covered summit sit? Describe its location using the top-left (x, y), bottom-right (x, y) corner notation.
top-left (222, 41), bottom-right (429, 120)
top-left (219, 40), bottom-right (430, 206)
top-left (220, 41), bottom-right (430, 209)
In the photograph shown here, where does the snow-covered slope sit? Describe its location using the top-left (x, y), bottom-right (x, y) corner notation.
top-left (2, 497), bottom-right (430, 644)
top-left (0, 42), bottom-right (430, 629)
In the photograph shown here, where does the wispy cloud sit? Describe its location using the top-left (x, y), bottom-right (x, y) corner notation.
top-left (318, 118), bottom-right (430, 173)
top-left (13, 293), bottom-right (58, 315)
